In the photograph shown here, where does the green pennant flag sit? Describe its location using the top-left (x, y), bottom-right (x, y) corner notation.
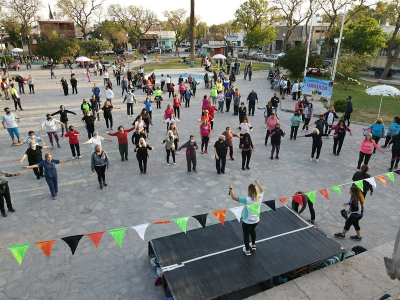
top-left (358, 82), bottom-right (361, 85)
top-left (347, 77), bottom-right (351, 81)
top-left (8, 244), bottom-right (30, 265)
top-left (172, 217), bottom-right (190, 233)
top-left (305, 191), bottom-right (316, 204)
top-left (330, 185), bottom-right (342, 195)
top-left (108, 228), bottom-right (128, 247)
top-left (354, 180), bottom-right (364, 191)
top-left (386, 172), bottom-right (395, 182)
top-left (248, 203), bottom-right (260, 217)
top-left (367, 85), bottom-right (369, 88)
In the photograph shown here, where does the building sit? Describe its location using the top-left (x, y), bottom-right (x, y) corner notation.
top-left (201, 41), bottom-right (226, 57)
top-left (146, 30), bottom-right (176, 48)
top-left (225, 34), bottom-right (245, 47)
top-left (38, 21), bottom-right (76, 38)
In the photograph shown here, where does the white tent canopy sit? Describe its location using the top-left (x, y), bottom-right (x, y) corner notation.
top-left (11, 48), bottom-right (23, 52)
top-left (75, 56), bottom-right (93, 62)
top-left (366, 84), bottom-right (400, 118)
top-left (212, 54), bottom-right (226, 60)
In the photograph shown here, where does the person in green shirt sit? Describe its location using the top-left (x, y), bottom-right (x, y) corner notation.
top-left (211, 86), bottom-right (217, 105)
top-left (154, 86), bottom-right (163, 109)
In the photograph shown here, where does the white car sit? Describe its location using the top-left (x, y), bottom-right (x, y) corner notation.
top-left (102, 50), bottom-right (115, 56)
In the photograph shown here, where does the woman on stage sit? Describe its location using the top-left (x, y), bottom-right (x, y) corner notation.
top-left (228, 179), bottom-right (265, 256)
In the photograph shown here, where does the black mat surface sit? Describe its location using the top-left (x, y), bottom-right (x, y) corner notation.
top-left (149, 206), bottom-right (342, 300)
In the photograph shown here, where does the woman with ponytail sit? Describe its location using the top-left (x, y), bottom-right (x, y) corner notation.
top-left (334, 186), bottom-right (365, 241)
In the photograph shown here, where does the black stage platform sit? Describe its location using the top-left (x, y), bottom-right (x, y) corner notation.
top-left (149, 205), bottom-right (343, 300)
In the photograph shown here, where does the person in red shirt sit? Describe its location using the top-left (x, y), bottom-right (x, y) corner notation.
top-left (202, 100), bottom-right (220, 130)
top-left (173, 94), bottom-right (181, 118)
top-left (64, 125), bottom-right (81, 159)
top-left (106, 125), bottom-right (135, 161)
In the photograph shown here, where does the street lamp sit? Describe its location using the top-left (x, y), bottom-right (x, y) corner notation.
top-left (99, 33), bottom-right (102, 39)
top-left (126, 33), bottom-right (128, 51)
top-left (19, 32), bottom-right (23, 49)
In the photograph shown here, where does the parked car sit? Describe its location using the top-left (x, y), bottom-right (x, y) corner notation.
top-left (264, 54), bottom-right (279, 62)
top-left (139, 47), bottom-right (147, 53)
top-left (162, 46), bottom-right (173, 53)
top-left (102, 50), bottom-right (115, 56)
top-left (237, 49), bottom-right (248, 58)
top-left (184, 47), bottom-right (190, 52)
top-left (147, 48), bottom-right (155, 54)
top-left (250, 52), bottom-right (262, 60)
top-left (114, 48), bottom-right (125, 55)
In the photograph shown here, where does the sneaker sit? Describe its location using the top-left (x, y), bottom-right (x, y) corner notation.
top-left (1, 212), bottom-right (7, 217)
top-left (192, 169), bottom-right (197, 172)
top-left (395, 165), bottom-right (399, 169)
top-left (315, 159), bottom-right (319, 163)
top-left (350, 235), bottom-right (362, 241)
top-left (167, 163), bottom-right (170, 166)
top-left (77, 156), bottom-right (82, 159)
top-left (201, 150), bottom-right (204, 154)
top-left (270, 156), bottom-right (273, 160)
top-left (72, 156), bottom-right (75, 159)
top-left (102, 182), bottom-right (107, 187)
top-left (55, 193), bottom-right (58, 196)
top-left (231, 158), bottom-right (234, 161)
top-left (144, 171), bottom-right (147, 174)
top-left (388, 167), bottom-right (393, 171)
top-left (249, 244), bottom-right (256, 251)
top-left (125, 157), bottom-right (128, 161)
top-left (52, 196), bottom-right (56, 200)
top-left (37, 176), bottom-right (41, 180)
top-left (121, 158), bottom-right (125, 161)
top-left (242, 167), bottom-right (245, 171)
top-left (265, 143), bottom-right (268, 147)
top-left (174, 163), bottom-right (176, 165)
top-left (100, 184), bottom-right (103, 189)
top-left (205, 150), bottom-right (208, 154)
top-left (310, 158), bottom-right (313, 162)
top-left (246, 166), bottom-right (250, 170)
top-left (8, 208), bottom-right (15, 212)
top-left (187, 171), bottom-right (191, 175)
top-left (276, 156), bottom-right (279, 159)
top-left (334, 232), bottom-right (345, 239)
top-left (242, 246), bottom-right (251, 256)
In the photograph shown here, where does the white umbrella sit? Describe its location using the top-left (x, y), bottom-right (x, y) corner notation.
top-left (76, 56), bottom-right (92, 62)
top-left (213, 54), bottom-right (226, 60)
top-left (11, 48), bottom-right (23, 52)
top-left (366, 84), bottom-right (400, 118)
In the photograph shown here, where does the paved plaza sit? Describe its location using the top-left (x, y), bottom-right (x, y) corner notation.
top-left (0, 61), bottom-right (399, 299)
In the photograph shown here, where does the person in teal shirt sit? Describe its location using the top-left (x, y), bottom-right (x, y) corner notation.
top-left (368, 118), bottom-right (385, 153)
top-left (382, 116), bottom-right (400, 148)
top-left (290, 109), bottom-right (303, 140)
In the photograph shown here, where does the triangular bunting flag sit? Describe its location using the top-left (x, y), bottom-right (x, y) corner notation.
top-left (131, 223), bottom-right (150, 240)
top-left (330, 185), bottom-right (342, 195)
top-left (228, 207), bottom-right (243, 222)
top-left (152, 220), bottom-right (171, 225)
top-left (86, 231), bottom-right (105, 248)
top-left (318, 189), bottom-right (330, 200)
top-left (263, 200), bottom-right (276, 211)
top-left (354, 180), bottom-right (364, 192)
top-left (172, 217), bottom-right (190, 233)
top-left (247, 203), bottom-right (260, 217)
top-left (108, 228), bottom-right (128, 247)
top-left (365, 177), bottom-right (377, 189)
top-left (212, 210), bottom-right (227, 226)
top-left (305, 191), bottom-right (316, 204)
top-left (279, 197), bottom-right (289, 204)
top-left (192, 214), bottom-right (209, 228)
top-left (8, 244), bottom-right (30, 265)
top-left (386, 172), bottom-right (395, 182)
top-left (292, 194), bottom-right (303, 205)
top-left (375, 175), bottom-right (387, 186)
top-left (36, 239), bottom-right (56, 258)
top-left (61, 235), bottom-right (84, 255)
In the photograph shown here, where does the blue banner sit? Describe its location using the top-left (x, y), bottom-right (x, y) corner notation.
top-left (303, 77), bottom-right (334, 99)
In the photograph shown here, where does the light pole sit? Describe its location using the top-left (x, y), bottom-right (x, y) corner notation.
top-left (0, 26), bottom-right (5, 63)
top-left (333, 37), bottom-right (339, 64)
top-left (126, 33), bottom-right (129, 69)
top-left (99, 33), bottom-right (102, 39)
top-left (19, 32), bottom-right (23, 49)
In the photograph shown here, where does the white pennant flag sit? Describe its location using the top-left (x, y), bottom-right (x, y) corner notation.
top-left (131, 223), bottom-right (150, 240)
top-left (229, 206), bottom-right (244, 222)
top-left (365, 177), bottom-right (377, 189)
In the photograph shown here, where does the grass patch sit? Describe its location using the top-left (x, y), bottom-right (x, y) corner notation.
top-left (330, 81), bottom-right (400, 124)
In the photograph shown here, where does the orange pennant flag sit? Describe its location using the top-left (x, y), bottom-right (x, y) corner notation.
top-left (152, 220), bottom-right (171, 225)
top-left (318, 189), bottom-right (330, 200)
top-left (212, 210), bottom-right (227, 226)
top-left (376, 175), bottom-right (387, 186)
top-left (36, 239), bottom-right (56, 259)
top-left (279, 197), bottom-right (290, 204)
top-left (86, 231), bottom-right (105, 248)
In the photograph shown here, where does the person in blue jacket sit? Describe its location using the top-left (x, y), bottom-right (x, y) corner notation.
top-left (382, 116), bottom-right (400, 148)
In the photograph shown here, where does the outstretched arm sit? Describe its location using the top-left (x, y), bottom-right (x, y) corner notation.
top-left (228, 185), bottom-right (239, 201)
top-left (255, 179), bottom-right (264, 194)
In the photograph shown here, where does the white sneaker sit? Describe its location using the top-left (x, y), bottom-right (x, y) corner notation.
top-left (174, 163), bottom-right (176, 165)
top-left (315, 159), bottom-right (319, 163)
top-left (166, 163), bottom-right (169, 166)
top-left (72, 156), bottom-right (75, 159)
top-left (309, 158), bottom-right (313, 162)
top-left (77, 156), bottom-right (81, 159)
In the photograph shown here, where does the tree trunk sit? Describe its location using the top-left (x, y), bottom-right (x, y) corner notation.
top-left (382, 19), bottom-right (400, 79)
top-left (190, 0), bottom-right (195, 62)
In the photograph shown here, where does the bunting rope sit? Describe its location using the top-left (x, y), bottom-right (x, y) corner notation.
top-left (1, 171), bottom-right (397, 265)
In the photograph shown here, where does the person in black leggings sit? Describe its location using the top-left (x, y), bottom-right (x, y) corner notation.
top-left (239, 133), bottom-right (254, 170)
top-left (388, 131), bottom-right (400, 171)
top-left (134, 138), bottom-right (153, 174)
top-left (91, 144), bottom-right (110, 189)
top-left (98, 100), bottom-right (120, 130)
top-left (228, 179), bottom-right (265, 256)
top-left (298, 129), bottom-right (332, 163)
top-left (292, 191), bottom-right (315, 224)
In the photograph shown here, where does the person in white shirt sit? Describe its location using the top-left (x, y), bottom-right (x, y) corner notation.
top-left (237, 116), bottom-right (253, 137)
top-left (139, 67), bottom-right (144, 77)
top-left (41, 114), bottom-right (64, 148)
top-left (161, 113), bottom-right (180, 131)
top-left (103, 70), bottom-right (109, 86)
top-left (2, 107), bottom-right (20, 145)
top-left (83, 132), bottom-right (112, 152)
top-left (105, 86), bottom-right (114, 104)
top-left (160, 74), bottom-right (166, 91)
top-left (291, 81), bottom-right (299, 101)
top-left (166, 75), bottom-right (171, 92)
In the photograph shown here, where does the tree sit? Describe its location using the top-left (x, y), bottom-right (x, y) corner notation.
top-left (189, 0), bottom-right (195, 61)
top-left (208, 22), bottom-right (233, 41)
top-left (6, 0), bottom-right (42, 47)
top-left (96, 20), bottom-right (127, 49)
top-left (1, 19), bottom-right (22, 48)
top-left (108, 5), bottom-right (158, 48)
top-left (335, 55), bottom-right (367, 90)
top-left (232, 0), bottom-right (271, 32)
top-left (36, 31), bottom-right (81, 61)
top-left (271, 0), bottom-right (310, 51)
top-left (163, 9), bottom-right (188, 51)
top-left (196, 21), bottom-right (208, 41)
top-left (278, 44), bottom-right (323, 78)
top-left (244, 26), bottom-right (277, 54)
top-left (342, 18), bottom-right (386, 56)
top-left (56, 0), bottom-right (103, 40)
top-left (80, 39), bottom-right (110, 55)
top-left (382, 0), bottom-right (400, 79)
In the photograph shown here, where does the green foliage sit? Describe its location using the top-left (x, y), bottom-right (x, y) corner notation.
top-left (79, 39), bottom-right (110, 56)
top-left (277, 44), bottom-right (323, 78)
top-left (1, 55), bottom-right (14, 65)
top-left (36, 31), bottom-right (81, 61)
top-left (244, 26), bottom-right (277, 49)
top-left (1, 19), bottom-right (22, 48)
top-left (343, 18), bottom-right (387, 56)
top-left (232, 0), bottom-right (270, 33)
top-left (335, 55), bottom-right (368, 90)
top-left (333, 99), bottom-right (347, 112)
top-left (95, 20), bottom-right (128, 49)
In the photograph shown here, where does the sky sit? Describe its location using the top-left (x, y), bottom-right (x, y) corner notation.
top-left (45, 0), bottom-right (246, 26)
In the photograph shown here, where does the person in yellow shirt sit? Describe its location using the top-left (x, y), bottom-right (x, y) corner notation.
top-left (154, 86), bottom-right (163, 109)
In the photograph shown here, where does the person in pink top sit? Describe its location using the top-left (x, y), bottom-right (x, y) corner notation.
top-left (179, 83), bottom-right (186, 102)
top-left (357, 133), bottom-right (384, 169)
top-left (199, 118), bottom-right (211, 154)
top-left (202, 95), bottom-right (210, 112)
top-left (265, 112), bottom-right (279, 146)
top-left (164, 104), bottom-right (174, 120)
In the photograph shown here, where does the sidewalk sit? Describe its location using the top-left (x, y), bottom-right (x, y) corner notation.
top-left (246, 240), bottom-right (400, 300)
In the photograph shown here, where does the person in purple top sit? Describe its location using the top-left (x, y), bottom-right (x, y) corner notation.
top-left (331, 120), bottom-right (352, 156)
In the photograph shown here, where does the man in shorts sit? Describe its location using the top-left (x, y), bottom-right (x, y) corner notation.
top-left (2, 107), bottom-right (20, 146)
